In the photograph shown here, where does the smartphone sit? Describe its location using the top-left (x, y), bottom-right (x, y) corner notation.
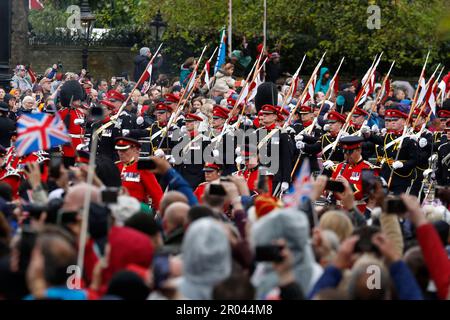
top-left (209, 184), bottom-right (227, 196)
top-left (49, 155), bottom-right (62, 179)
top-left (385, 198), bottom-right (407, 215)
top-left (255, 245), bottom-right (284, 262)
top-left (325, 180), bottom-right (345, 193)
top-left (353, 226), bottom-right (381, 255)
top-left (153, 254), bottom-right (170, 290)
top-left (101, 188), bottom-right (119, 204)
top-left (137, 158), bottom-right (157, 170)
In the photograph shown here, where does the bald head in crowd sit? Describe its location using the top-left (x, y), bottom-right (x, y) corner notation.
top-left (159, 191), bottom-right (188, 217)
top-left (163, 202), bottom-right (190, 234)
top-left (62, 183), bottom-right (101, 212)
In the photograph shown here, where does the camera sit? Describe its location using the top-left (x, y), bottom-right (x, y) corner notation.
top-left (255, 244), bottom-right (284, 262)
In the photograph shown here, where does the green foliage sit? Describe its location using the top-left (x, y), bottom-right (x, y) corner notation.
top-left (29, 1), bottom-right (70, 34)
top-left (32, 0), bottom-right (450, 76)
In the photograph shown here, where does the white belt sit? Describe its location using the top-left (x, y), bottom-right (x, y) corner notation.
top-left (70, 134), bottom-right (84, 138)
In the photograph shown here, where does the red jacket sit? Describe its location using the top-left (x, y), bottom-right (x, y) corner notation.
top-left (116, 159), bottom-right (163, 210)
top-left (58, 108), bottom-right (85, 158)
top-left (238, 167), bottom-right (273, 195)
top-left (416, 223), bottom-right (450, 299)
top-left (332, 158), bottom-right (377, 213)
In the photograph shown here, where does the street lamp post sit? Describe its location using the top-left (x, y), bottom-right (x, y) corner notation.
top-left (80, 0), bottom-right (96, 70)
top-left (149, 10), bottom-right (167, 41)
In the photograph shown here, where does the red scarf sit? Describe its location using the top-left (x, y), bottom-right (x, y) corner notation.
top-left (387, 129), bottom-right (403, 136)
top-left (265, 123), bottom-right (276, 131)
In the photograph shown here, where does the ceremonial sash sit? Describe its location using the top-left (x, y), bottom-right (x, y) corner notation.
top-left (181, 134), bottom-right (204, 156)
top-left (257, 129), bottom-right (280, 150)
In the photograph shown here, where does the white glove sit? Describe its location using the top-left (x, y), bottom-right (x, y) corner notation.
top-left (122, 129), bottom-right (130, 136)
top-left (392, 161), bottom-right (404, 169)
top-left (371, 124), bottom-right (379, 134)
top-left (294, 134), bottom-right (304, 142)
top-left (74, 118), bottom-right (85, 125)
top-left (281, 182), bottom-right (289, 192)
top-left (430, 154), bottom-right (438, 162)
top-left (409, 134), bottom-right (418, 142)
top-left (235, 146), bottom-right (241, 155)
top-left (340, 131), bottom-right (349, 137)
top-left (323, 160), bottom-right (335, 170)
top-left (136, 116), bottom-right (144, 125)
top-left (244, 118), bottom-right (253, 126)
top-left (296, 141), bottom-right (305, 150)
top-left (212, 149), bottom-right (220, 158)
top-left (381, 128), bottom-right (387, 135)
top-left (323, 124), bottom-right (331, 132)
top-left (154, 149), bottom-right (166, 158)
top-left (361, 125), bottom-right (371, 135)
top-left (419, 137), bottom-right (428, 148)
top-left (423, 168), bottom-right (433, 178)
top-left (180, 126), bottom-right (187, 134)
top-left (167, 155), bottom-right (176, 164)
top-left (315, 122), bottom-right (322, 130)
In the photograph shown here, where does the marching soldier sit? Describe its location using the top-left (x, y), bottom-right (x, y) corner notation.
top-left (365, 107), bottom-right (419, 194)
top-left (297, 111), bottom-right (346, 176)
top-left (173, 113), bottom-right (210, 189)
top-left (58, 80), bottom-right (87, 167)
top-left (435, 119), bottom-right (450, 186)
top-left (251, 104), bottom-right (293, 194)
top-left (194, 163), bottom-right (223, 203)
top-left (331, 136), bottom-right (378, 214)
top-left (208, 105), bottom-right (237, 175)
top-left (114, 137), bottom-right (163, 211)
top-left (410, 108), bottom-right (434, 196)
top-left (235, 144), bottom-right (273, 195)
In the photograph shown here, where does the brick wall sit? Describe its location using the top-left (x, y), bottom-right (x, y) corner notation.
top-left (27, 45), bottom-right (136, 81)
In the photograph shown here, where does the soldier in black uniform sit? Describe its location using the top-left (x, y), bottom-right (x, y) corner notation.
top-left (436, 119), bottom-right (450, 186)
top-left (410, 108), bottom-right (434, 196)
top-left (348, 107), bottom-right (376, 160)
top-left (206, 105), bottom-right (237, 176)
top-left (365, 107), bottom-right (419, 194)
top-left (291, 104), bottom-right (323, 175)
top-left (173, 113), bottom-right (210, 189)
top-left (250, 104), bottom-right (294, 194)
top-left (297, 111), bottom-right (346, 176)
top-left (85, 100), bottom-right (122, 161)
top-left (0, 102), bottom-right (16, 148)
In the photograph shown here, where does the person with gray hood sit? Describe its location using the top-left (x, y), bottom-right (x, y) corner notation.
top-left (250, 208), bottom-right (323, 299)
top-left (133, 47), bottom-right (163, 85)
top-left (179, 218), bottom-right (231, 299)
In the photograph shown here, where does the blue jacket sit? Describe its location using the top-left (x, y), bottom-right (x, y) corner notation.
top-left (315, 67), bottom-right (330, 94)
top-left (162, 168), bottom-right (198, 206)
top-left (308, 261), bottom-right (423, 300)
top-left (25, 287), bottom-right (88, 300)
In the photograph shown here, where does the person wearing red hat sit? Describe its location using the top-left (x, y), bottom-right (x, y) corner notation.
top-left (297, 111), bottom-right (346, 176)
top-left (115, 137), bottom-right (163, 210)
top-left (106, 90), bottom-right (126, 109)
top-left (331, 136), bottom-right (379, 213)
top-left (207, 105), bottom-right (237, 176)
top-left (348, 107), bottom-right (368, 134)
top-left (0, 145), bottom-right (21, 199)
top-left (172, 113), bottom-right (209, 189)
top-left (364, 107), bottom-right (419, 194)
top-left (252, 104), bottom-right (293, 193)
top-left (236, 144), bottom-right (273, 195)
top-left (193, 163), bottom-right (223, 203)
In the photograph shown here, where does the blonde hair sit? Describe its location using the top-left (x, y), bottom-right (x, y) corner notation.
top-left (319, 210), bottom-right (354, 242)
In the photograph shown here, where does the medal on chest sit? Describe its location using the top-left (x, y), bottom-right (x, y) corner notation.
top-left (122, 172), bottom-right (140, 182)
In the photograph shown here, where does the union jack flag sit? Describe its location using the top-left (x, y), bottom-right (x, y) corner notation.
top-left (15, 113), bottom-right (70, 156)
top-left (284, 158), bottom-right (312, 208)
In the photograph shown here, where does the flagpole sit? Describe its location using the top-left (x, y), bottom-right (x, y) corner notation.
top-left (263, 0), bottom-right (267, 82)
top-left (228, 0), bottom-right (232, 57)
top-left (77, 130), bottom-right (99, 278)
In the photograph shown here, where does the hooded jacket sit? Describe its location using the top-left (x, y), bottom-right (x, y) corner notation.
top-left (315, 67), bottom-right (331, 94)
top-left (250, 208), bottom-right (322, 298)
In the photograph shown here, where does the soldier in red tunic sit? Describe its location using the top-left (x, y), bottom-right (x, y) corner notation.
top-left (331, 136), bottom-right (378, 213)
top-left (236, 144), bottom-right (273, 195)
top-left (115, 137), bottom-right (163, 211)
top-left (193, 163), bottom-right (223, 203)
top-left (58, 80), bottom-right (87, 167)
